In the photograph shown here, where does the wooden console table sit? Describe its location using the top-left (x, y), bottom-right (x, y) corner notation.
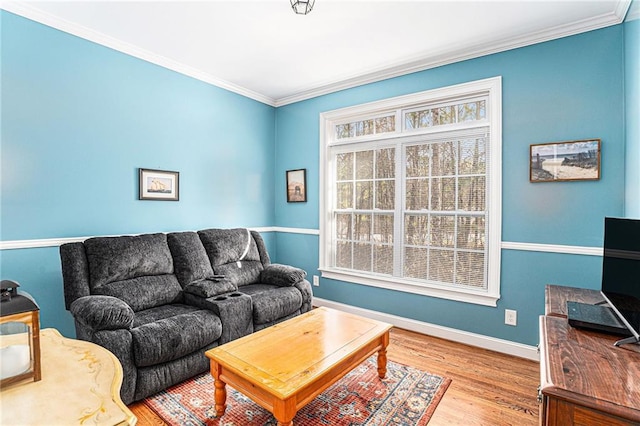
top-left (539, 285), bottom-right (640, 425)
top-left (0, 328), bottom-right (136, 425)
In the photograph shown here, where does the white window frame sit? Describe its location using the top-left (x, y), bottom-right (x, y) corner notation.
top-left (319, 77), bottom-right (502, 307)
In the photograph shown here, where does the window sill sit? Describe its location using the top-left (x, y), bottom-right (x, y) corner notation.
top-left (319, 268), bottom-right (500, 307)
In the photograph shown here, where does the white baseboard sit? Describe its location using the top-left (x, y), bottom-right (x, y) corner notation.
top-left (313, 297), bottom-right (540, 361)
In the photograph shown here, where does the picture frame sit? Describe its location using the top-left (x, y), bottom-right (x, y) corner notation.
top-left (139, 168), bottom-right (180, 201)
top-left (530, 139), bottom-right (601, 183)
top-left (286, 169), bottom-right (307, 202)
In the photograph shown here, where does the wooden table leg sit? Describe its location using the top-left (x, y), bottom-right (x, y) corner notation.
top-left (211, 362), bottom-right (227, 416)
top-left (377, 331), bottom-right (390, 378)
top-left (273, 397), bottom-right (296, 426)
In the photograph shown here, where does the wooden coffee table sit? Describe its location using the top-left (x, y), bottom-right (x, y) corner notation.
top-left (205, 307), bottom-right (392, 426)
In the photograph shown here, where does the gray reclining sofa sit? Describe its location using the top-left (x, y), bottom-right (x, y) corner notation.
top-left (60, 228), bottom-right (312, 404)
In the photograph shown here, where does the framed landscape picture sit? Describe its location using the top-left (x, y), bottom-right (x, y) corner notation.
top-left (139, 168), bottom-right (180, 200)
top-left (286, 169), bottom-right (307, 202)
top-left (530, 139), bottom-right (601, 183)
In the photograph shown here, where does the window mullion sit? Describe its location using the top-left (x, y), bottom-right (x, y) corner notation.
top-left (394, 141), bottom-right (404, 277)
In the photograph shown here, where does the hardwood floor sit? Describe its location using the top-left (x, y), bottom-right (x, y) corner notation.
top-left (129, 327), bottom-right (540, 425)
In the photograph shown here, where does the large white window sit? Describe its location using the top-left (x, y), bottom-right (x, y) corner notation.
top-left (319, 77), bottom-right (502, 306)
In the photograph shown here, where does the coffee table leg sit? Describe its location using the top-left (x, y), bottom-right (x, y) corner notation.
top-left (274, 397), bottom-right (296, 426)
top-left (212, 362), bottom-right (227, 416)
top-left (377, 331), bottom-right (390, 378)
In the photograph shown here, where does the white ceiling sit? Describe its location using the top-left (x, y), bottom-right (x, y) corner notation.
top-left (2, 1), bottom-right (633, 106)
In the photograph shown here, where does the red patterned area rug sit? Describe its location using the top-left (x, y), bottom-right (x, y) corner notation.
top-left (144, 356), bottom-right (451, 426)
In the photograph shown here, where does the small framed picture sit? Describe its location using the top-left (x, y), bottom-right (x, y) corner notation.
top-left (286, 169), bottom-right (307, 203)
top-left (530, 139), bottom-right (601, 183)
top-left (139, 168), bottom-right (180, 201)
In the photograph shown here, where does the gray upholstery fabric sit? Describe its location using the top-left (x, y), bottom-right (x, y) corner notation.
top-left (260, 264), bottom-right (307, 287)
top-left (251, 230), bottom-right (271, 266)
top-left (131, 307), bottom-right (222, 367)
top-left (94, 274), bottom-right (183, 312)
top-left (214, 261), bottom-right (263, 287)
top-left (70, 295), bottom-right (134, 330)
top-left (184, 278), bottom-right (237, 298)
top-left (167, 232), bottom-right (215, 287)
top-left (60, 242), bottom-right (91, 309)
top-left (198, 228), bottom-right (264, 286)
top-left (184, 292), bottom-right (253, 344)
top-left (254, 311), bottom-right (301, 332)
top-left (240, 284), bottom-right (303, 324)
top-left (92, 329), bottom-right (136, 404)
top-left (84, 233), bottom-right (173, 287)
top-left (134, 341), bottom-right (217, 402)
top-left (294, 279), bottom-right (313, 313)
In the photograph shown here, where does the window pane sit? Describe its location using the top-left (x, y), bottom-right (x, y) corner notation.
top-left (456, 251), bottom-right (485, 288)
top-left (430, 177), bottom-right (456, 211)
top-left (404, 214), bottom-right (428, 246)
top-left (429, 215), bottom-right (455, 248)
top-left (375, 180), bottom-right (395, 210)
top-left (457, 100), bottom-right (486, 122)
top-left (337, 182), bottom-right (353, 209)
top-left (354, 242), bottom-right (372, 272)
top-left (406, 145), bottom-right (430, 178)
top-left (459, 138), bottom-right (486, 175)
top-left (428, 249), bottom-right (454, 283)
top-left (404, 247), bottom-right (427, 279)
top-left (336, 152), bottom-right (354, 180)
top-left (373, 244), bottom-right (393, 275)
top-left (354, 214), bottom-right (371, 241)
top-left (356, 151), bottom-right (374, 179)
top-left (458, 176), bottom-right (486, 211)
top-left (431, 141), bottom-right (456, 176)
top-left (375, 148), bottom-right (395, 178)
top-left (355, 181), bottom-right (373, 210)
top-left (356, 120), bottom-right (374, 137)
top-left (373, 214), bottom-right (394, 243)
top-left (436, 106), bottom-right (455, 125)
top-left (457, 216), bottom-right (485, 250)
top-left (406, 178), bottom-right (429, 210)
top-left (336, 213), bottom-right (352, 239)
top-left (336, 123), bottom-right (352, 139)
top-left (375, 115), bottom-right (395, 134)
top-left (336, 241), bottom-right (352, 269)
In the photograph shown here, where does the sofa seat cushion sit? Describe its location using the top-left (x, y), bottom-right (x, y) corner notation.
top-left (131, 304), bottom-right (222, 367)
top-left (240, 284), bottom-right (303, 325)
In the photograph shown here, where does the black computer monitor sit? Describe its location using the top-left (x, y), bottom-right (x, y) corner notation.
top-left (601, 217), bottom-right (640, 346)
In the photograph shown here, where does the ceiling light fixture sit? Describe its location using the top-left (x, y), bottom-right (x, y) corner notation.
top-left (290, 0), bottom-right (315, 15)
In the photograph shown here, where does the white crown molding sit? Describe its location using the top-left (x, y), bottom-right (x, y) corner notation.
top-left (1, 1), bottom-right (629, 107)
top-left (275, 4), bottom-right (629, 106)
top-left (0, 1), bottom-right (277, 107)
top-left (313, 297), bottom-right (539, 361)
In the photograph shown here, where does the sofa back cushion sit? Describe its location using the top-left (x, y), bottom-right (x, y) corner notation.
top-left (166, 231), bottom-right (215, 287)
top-left (84, 233), bottom-right (182, 311)
top-left (198, 228), bottom-right (264, 287)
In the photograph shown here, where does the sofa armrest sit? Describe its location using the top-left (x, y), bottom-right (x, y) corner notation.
top-left (70, 295), bottom-right (134, 331)
top-left (260, 264), bottom-right (307, 287)
top-left (184, 278), bottom-right (237, 298)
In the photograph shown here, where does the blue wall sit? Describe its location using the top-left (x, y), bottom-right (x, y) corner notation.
top-left (1, 10), bottom-right (635, 348)
top-left (274, 26), bottom-right (626, 346)
top-left (0, 11), bottom-right (276, 336)
top-left (625, 17), bottom-right (640, 218)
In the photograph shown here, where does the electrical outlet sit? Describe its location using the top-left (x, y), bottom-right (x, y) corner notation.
top-left (505, 309), bottom-right (517, 326)
top-left (313, 275), bottom-right (320, 287)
